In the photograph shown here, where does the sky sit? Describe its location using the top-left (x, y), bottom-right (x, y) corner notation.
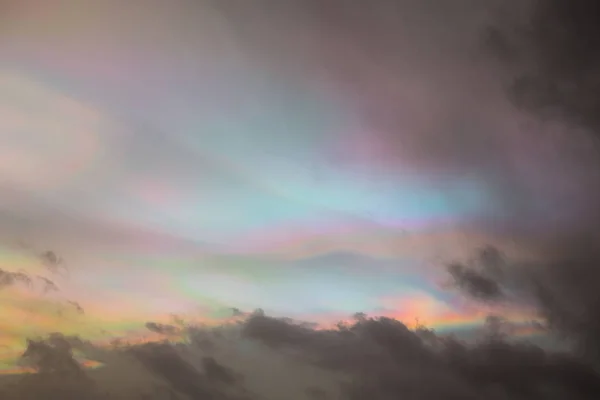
top-left (2, 0), bottom-right (600, 399)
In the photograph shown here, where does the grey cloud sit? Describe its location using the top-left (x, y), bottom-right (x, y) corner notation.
top-left (5, 309), bottom-right (600, 399)
top-left (0, 268), bottom-right (31, 289)
top-left (201, 356), bottom-right (241, 386)
top-left (2, 331), bottom-right (253, 399)
top-left (128, 342), bottom-right (216, 399)
top-left (37, 250), bottom-right (70, 276)
top-left (482, 0), bottom-right (600, 234)
top-left (0, 266), bottom-right (62, 295)
top-left (448, 262), bottom-right (504, 301)
top-left (450, 241), bottom-right (600, 367)
top-left (20, 336), bottom-right (83, 375)
top-left (36, 276), bottom-right (59, 293)
top-left (446, 246), bottom-right (510, 302)
top-left (128, 342), bottom-right (254, 400)
top-left (6, 335), bottom-right (104, 400)
top-left (240, 311), bottom-right (600, 399)
top-left (145, 322), bottom-right (181, 336)
top-left (39, 250), bottom-right (61, 268)
top-left (241, 310), bottom-right (316, 350)
top-left (494, 0), bottom-right (600, 133)
top-left (67, 300), bottom-right (85, 315)
top-left (304, 386), bottom-right (329, 400)
top-left (187, 327), bottom-right (218, 354)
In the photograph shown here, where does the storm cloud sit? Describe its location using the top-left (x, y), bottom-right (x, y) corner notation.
top-left (2, 311), bottom-right (600, 399)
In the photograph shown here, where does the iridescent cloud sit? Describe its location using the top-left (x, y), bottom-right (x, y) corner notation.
top-left (0, 0), bottom-right (563, 374)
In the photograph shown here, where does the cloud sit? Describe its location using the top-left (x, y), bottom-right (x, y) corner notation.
top-left (201, 356), bottom-right (240, 386)
top-left (128, 342), bottom-right (218, 399)
top-left (444, 0), bottom-right (600, 347)
top-left (430, 0), bottom-right (600, 373)
top-left (0, 305), bottom-right (599, 399)
top-left (448, 262), bottom-right (504, 302)
top-left (240, 312), bottom-right (600, 399)
top-left (72, 314), bottom-right (600, 398)
top-left (3, 0), bottom-right (600, 399)
top-left (127, 338), bottom-right (261, 400)
top-left (0, 262), bottom-right (60, 295)
top-left (144, 322), bottom-right (180, 337)
top-left (0, 0), bottom-right (576, 239)
top-left (0, 269), bottom-right (31, 290)
top-left (36, 276), bottom-right (59, 294)
top-left (20, 334), bottom-right (85, 375)
top-left (494, 0), bottom-right (600, 133)
top-left (448, 240), bottom-right (600, 367)
top-left (38, 250), bottom-right (67, 276)
top-left (4, 334), bottom-right (103, 400)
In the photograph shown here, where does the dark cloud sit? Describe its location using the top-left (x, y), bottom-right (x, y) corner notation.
top-left (446, 245), bottom-right (511, 302)
top-left (201, 356), bottom-right (240, 386)
top-left (305, 386), bottom-right (329, 400)
top-left (128, 341), bottom-right (253, 400)
top-left (242, 309), bottom-right (316, 350)
top-left (38, 250), bottom-right (69, 276)
top-left (2, 307), bottom-right (600, 399)
top-left (241, 312), bottom-right (600, 399)
top-left (36, 276), bottom-right (59, 293)
top-left (39, 250), bottom-right (61, 267)
top-left (0, 246), bottom-right (64, 294)
top-left (20, 335), bottom-right (85, 375)
top-left (448, 262), bottom-right (504, 301)
top-left (449, 241), bottom-right (600, 367)
top-left (2, 334), bottom-right (105, 400)
top-left (0, 268), bottom-right (31, 289)
top-left (484, 0), bottom-right (600, 233)
top-left (145, 322), bottom-right (181, 336)
top-left (2, 330), bottom-right (256, 399)
top-left (128, 342), bottom-right (216, 399)
top-left (187, 326), bottom-right (218, 354)
top-left (495, 0), bottom-right (600, 133)
top-left (0, 267), bottom-right (64, 298)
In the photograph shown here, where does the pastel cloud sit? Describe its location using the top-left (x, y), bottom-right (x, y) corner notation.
top-left (0, 0), bottom-right (573, 376)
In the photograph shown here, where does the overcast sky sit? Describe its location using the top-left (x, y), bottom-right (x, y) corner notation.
top-left (2, 1), bottom-right (600, 399)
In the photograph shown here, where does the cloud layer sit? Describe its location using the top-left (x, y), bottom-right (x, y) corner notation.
top-left (3, 0), bottom-right (600, 398)
top-left (1, 310), bottom-right (599, 399)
